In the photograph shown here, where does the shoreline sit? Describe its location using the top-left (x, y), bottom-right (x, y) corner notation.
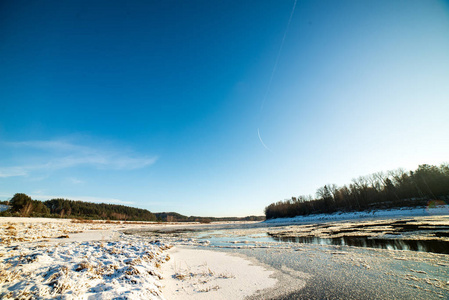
top-left (264, 205), bottom-right (449, 224)
top-left (0, 217), bottom-right (277, 299)
top-left (160, 246), bottom-right (279, 299)
top-left (2, 213), bottom-right (449, 299)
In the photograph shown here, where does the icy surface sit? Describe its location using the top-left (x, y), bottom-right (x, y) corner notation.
top-left (131, 213), bottom-right (449, 299)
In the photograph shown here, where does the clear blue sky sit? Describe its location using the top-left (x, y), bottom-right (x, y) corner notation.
top-left (1, 0), bottom-right (449, 217)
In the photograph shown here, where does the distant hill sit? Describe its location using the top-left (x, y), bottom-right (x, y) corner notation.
top-left (154, 212), bottom-right (264, 223)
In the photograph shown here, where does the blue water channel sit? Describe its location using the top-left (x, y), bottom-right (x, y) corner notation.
top-left (192, 229), bottom-right (449, 254)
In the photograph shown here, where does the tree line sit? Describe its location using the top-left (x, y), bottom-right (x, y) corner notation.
top-left (154, 212), bottom-right (264, 223)
top-left (265, 164), bottom-right (449, 220)
top-left (1, 193), bottom-right (157, 221)
top-left (0, 194), bottom-right (265, 222)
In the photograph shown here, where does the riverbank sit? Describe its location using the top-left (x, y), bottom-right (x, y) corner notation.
top-left (129, 213), bottom-right (449, 299)
top-left (0, 217), bottom-right (277, 299)
top-left (0, 218), bottom-right (170, 299)
top-left (264, 205), bottom-right (449, 224)
top-left (3, 213), bottom-right (449, 299)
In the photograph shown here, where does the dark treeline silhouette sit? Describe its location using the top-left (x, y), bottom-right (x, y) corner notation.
top-left (154, 212), bottom-right (264, 223)
top-left (265, 164), bottom-right (449, 220)
top-left (1, 194), bottom-right (265, 222)
top-left (2, 193), bottom-right (157, 221)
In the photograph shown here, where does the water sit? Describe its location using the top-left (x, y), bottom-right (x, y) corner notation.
top-left (131, 218), bottom-right (449, 255)
top-left (191, 228), bottom-right (449, 254)
top-left (270, 235), bottom-right (449, 254)
top-left (196, 231), bottom-right (275, 247)
top-left (128, 218), bottom-right (449, 299)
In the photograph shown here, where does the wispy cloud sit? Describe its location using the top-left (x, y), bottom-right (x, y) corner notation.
top-left (6, 140), bottom-right (88, 152)
top-left (30, 194), bottom-right (134, 205)
top-left (0, 138), bottom-right (158, 178)
top-left (0, 166), bottom-right (28, 178)
top-left (68, 177), bottom-right (84, 184)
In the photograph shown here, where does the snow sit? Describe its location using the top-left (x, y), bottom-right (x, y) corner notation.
top-left (0, 218), bottom-right (279, 299)
top-left (264, 206), bottom-right (449, 224)
top-left (5, 206), bottom-right (447, 299)
top-left (161, 247), bottom-right (278, 300)
top-left (1, 235), bottom-right (171, 299)
top-left (0, 218), bottom-right (171, 299)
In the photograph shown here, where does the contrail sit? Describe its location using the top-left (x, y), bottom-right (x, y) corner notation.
top-left (260, 0), bottom-right (297, 112)
top-left (258, 0), bottom-right (297, 153)
top-left (257, 128), bottom-right (273, 153)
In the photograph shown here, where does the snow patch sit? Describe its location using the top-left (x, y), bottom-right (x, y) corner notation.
top-left (265, 206), bottom-right (449, 224)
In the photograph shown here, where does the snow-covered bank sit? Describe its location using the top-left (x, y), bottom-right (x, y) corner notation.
top-left (0, 235), bottom-right (171, 299)
top-left (0, 218), bottom-right (120, 245)
top-left (265, 205), bottom-right (449, 224)
top-left (0, 217), bottom-right (280, 299)
top-left (0, 218), bottom-right (171, 299)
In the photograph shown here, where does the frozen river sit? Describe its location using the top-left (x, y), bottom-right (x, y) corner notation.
top-left (128, 215), bottom-right (449, 299)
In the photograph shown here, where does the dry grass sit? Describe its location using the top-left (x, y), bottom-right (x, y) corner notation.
top-left (0, 231), bottom-right (172, 299)
top-left (128, 258), bottom-right (142, 265)
top-left (174, 272), bottom-right (192, 280)
top-left (124, 266), bottom-right (141, 276)
top-left (148, 269), bottom-right (163, 279)
top-left (75, 261), bottom-right (93, 272)
top-left (108, 247), bottom-right (123, 255)
top-left (217, 272), bottom-right (235, 279)
top-left (0, 264), bottom-right (23, 284)
top-left (198, 285), bottom-right (220, 292)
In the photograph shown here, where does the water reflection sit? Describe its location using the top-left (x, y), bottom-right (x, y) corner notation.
top-left (272, 236), bottom-right (449, 254)
top-left (131, 222), bottom-right (449, 255)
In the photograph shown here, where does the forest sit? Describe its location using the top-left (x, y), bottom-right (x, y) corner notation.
top-left (265, 164), bottom-right (449, 220)
top-left (0, 194), bottom-right (264, 222)
top-left (1, 194), bottom-right (157, 221)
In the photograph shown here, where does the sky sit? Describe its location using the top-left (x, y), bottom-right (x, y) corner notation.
top-left (1, 0), bottom-right (449, 217)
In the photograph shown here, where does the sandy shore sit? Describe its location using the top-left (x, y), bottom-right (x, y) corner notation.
top-left (0, 217), bottom-right (278, 299)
